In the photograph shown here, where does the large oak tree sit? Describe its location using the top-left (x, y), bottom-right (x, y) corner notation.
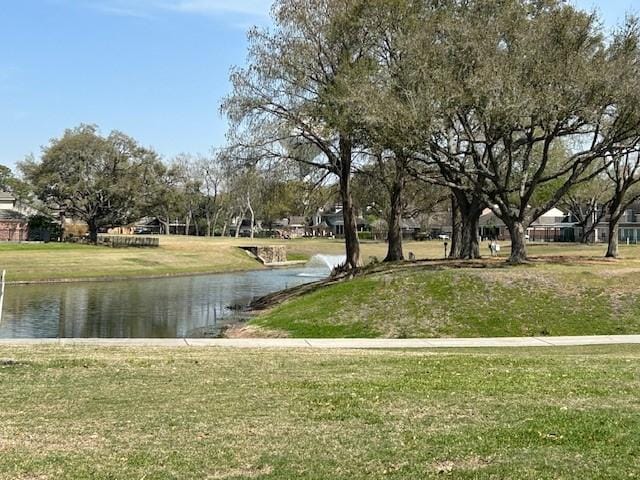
top-left (21, 125), bottom-right (163, 243)
top-left (413, 1), bottom-right (640, 262)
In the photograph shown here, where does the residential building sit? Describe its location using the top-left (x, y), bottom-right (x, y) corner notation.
top-left (479, 207), bottom-right (576, 242)
top-left (273, 216), bottom-right (308, 239)
top-left (585, 203), bottom-right (640, 244)
top-left (311, 205), bottom-right (369, 238)
top-left (0, 192), bottom-right (28, 241)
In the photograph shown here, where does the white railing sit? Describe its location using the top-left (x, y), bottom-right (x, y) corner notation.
top-left (0, 270), bottom-right (5, 324)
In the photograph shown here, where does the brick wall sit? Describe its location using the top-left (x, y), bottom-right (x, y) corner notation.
top-left (0, 221), bottom-right (28, 241)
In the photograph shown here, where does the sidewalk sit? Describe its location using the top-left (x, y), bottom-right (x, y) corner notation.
top-left (1, 335), bottom-right (640, 348)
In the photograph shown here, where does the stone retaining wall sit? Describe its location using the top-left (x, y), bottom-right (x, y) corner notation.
top-left (241, 245), bottom-right (287, 264)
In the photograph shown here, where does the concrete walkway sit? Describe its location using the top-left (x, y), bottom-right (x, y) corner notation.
top-left (1, 335), bottom-right (640, 348)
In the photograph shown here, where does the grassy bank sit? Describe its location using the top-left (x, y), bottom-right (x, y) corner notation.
top-left (253, 252), bottom-right (640, 338)
top-left (0, 236), bottom-right (450, 283)
top-left (0, 345), bottom-right (638, 479)
top-left (0, 237), bottom-right (257, 282)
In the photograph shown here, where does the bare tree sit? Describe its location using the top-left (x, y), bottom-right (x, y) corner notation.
top-left (197, 153), bottom-right (226, 237)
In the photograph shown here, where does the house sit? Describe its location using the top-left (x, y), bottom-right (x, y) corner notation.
top-left (230, 218), bottom-right (262, 237)
top-left (311, 205), bottom-right (369, 238)
top-left (583, 202), bottom-right (640, 244)
top-left (0, 192), bottom-right (28, 241)
top-left (400, 218), bottom-right (422, 239)
top-left (479, 207), bottom-right (576, 242)
top-left (273, 216), bottom-right (308, 239)
top-left (370, 218), bottom-right (422, 240)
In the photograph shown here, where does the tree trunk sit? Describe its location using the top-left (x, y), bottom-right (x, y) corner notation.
top-left (384, 175), bottom-right (404, 262)
top-left (449, 194), bottom-right (462, 259)
top-left (161, 211), bottom-right (170, 235)
top-left (507, 221), bottom-right (528, 263)
top-left (185, 214), bottom-right (191, 236)
top-left (211, 210), bottom-right (221, 237)
top-left (459, 212), bottom-right (480, 260)
top-left (581, 209), bottom-right (605, 244)
top-left (248, 195), bottom-right (255, 240)
top-left (606, 218), bottom-right (620, 258)
top-left (452, 190), bottom-right (482, 260)
top-left (579, 225), bottom-right (591, 244)
top-left (206, 214), bottom-right (212, 237)
top-left (88, 218), bottom-right (98, 244)
top-left (234, 210), bottom-right (244, 239)
top-left (338, 134), bottom-right (360, 270)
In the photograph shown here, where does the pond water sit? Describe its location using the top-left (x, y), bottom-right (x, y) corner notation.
top-left (0, 254), bottom-right (345, 339)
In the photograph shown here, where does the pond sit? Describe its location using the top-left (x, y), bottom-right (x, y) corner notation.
top-left (0, 255), bottom-right (345, 339)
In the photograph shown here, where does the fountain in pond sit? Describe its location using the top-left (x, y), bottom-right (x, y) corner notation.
top-left (298, 254), bottom-right (347, 277)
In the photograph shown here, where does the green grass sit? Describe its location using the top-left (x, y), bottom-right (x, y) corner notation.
top-left (254, 258), bottom-right (640, 338)
top-left (0, 345), bottom-right (639, 479)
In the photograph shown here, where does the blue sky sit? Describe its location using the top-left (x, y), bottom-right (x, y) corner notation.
top-left (0, 0), bottom-right (637, 170)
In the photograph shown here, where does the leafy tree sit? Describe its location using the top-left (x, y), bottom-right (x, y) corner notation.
top-left (146, 161), bottom-right (184, 235)
top-left (223, 0), bottom-right (377, 269)
top-left (0, 165), bottom-right (31, 204)
top-left (411, 2), bottom-right (640, 262)
top-left (20, 125), bottom-right (163, 243)
top-left (352, 162), bottom-right (448, 244)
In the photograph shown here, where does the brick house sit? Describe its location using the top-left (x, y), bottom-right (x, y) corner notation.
top-left (0, 192), bottom-right (28, 241)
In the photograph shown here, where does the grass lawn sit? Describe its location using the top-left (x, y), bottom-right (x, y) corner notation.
top-left (253, 247), bottom-right (640, 338)
top-left (0, 345), bottom-right (638, 479)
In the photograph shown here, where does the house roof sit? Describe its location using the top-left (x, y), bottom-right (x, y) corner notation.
top-left (273, 218), bottom-right (289, 227)
top-left (288, 216), bottom-right (307, 226)
top-left (327, 217), bottom-right (368, 227)
top-left (135, 217), bottom-right (160, 226)
top-left (481, 207), bottom-right (565, 219)
top-left (401, 218), bottom-right (421, 229)
top-left (542, 208), bottom-right (565, 218)
top-left (0, 210), bottom-right (27, 221)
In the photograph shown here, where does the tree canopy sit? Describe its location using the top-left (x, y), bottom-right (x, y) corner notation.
top-left (20, 125), bottom-right (164, 242)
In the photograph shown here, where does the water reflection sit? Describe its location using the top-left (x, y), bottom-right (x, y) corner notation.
top-left (0, 266), bottom-right (328, 339)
